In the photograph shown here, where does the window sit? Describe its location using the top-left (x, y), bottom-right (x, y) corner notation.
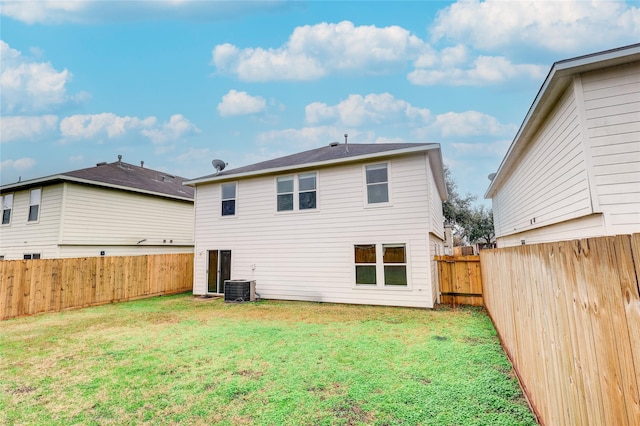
top-left (355, 245), bottom-right (377, 285)
top-left (277, 176), bottom-right (294, 211)
top-left (365, 163), bottom-right (388, 204)
top-left (221, 182), bottom-right (237, 216)
top-left (28, 188), bottom-right (41, 222)
top-left (277, 172), bottom-right (317, 212)
top-left (354, 243), bottom-right (407, 286)
top-left (1, 193), bottom-right (13, 225)
top-left (23, 253), bottom-right (41, 260)
top-left (383, 244), bottom-right (407, 285)
top-left (298, 173), bottom-right (316, 210)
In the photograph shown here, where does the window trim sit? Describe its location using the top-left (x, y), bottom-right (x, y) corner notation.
top-left (363, 162), bottom-right (392, 208)
top-left (352, 242), bottom-right (410, 288)
top-left (27, 188), bottom-right (42, 223)
top-left (1, 193), bottom-right (13, 225)
top-left (220, 181), bottom-right (238, 217)
top-left (275, 172), bottom-right (319, 213)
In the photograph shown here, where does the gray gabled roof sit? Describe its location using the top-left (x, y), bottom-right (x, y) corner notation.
top-left (485, 43), bottom-right (640, 199)
top-left (185, 142), bottom-right (447, 201)
top-left (1, 161), bottom-right (194, 201)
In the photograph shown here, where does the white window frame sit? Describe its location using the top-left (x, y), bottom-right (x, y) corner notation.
top-left (275, 172), bottom-right (318, 213)
top-left (363, 163), bottom-right (392, 207)
top-left (28, 188), bottom-right (42, 223)
top-left (353, 243), bottom-right (410, 288)
top-left (1, 193), bottom-right (13, 225)
top-left (221, 182), bottom-right (237, 217)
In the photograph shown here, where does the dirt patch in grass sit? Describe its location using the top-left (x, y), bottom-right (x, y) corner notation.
top-left (1, 294), bottom-right (536, 425)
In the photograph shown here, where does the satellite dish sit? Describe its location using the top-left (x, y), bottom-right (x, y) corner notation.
top-left (212, 159), bottom-right (227, 175)
top-left (488, 173), bottom-right (497, 181)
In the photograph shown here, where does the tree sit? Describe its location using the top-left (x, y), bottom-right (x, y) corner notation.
top-left (442, 165), bottom-right (495, 246)
top-left (466, 205), bottom-right (495, 245)
top-left (442, 166), bottom-right (477, 244)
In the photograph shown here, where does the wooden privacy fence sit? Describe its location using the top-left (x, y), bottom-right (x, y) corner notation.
top-left (434, 255), bottom-right (483, 306)
top-left (0, 253), bottom-right (194, 320)
top-left (481, 234), bottom-right (640, 426)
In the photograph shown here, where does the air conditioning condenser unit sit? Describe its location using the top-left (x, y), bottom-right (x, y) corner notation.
top-left (224, 280), bottom-right (256, 302)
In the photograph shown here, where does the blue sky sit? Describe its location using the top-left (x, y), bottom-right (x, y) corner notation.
top-left (1, 1), bottom-right (639, 203)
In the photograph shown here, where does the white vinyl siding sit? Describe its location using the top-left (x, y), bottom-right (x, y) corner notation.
top-left (582, 62), bottom-right (640, 234)
top-left (496, 214), bottom-right (606, 247)
top-left (493, 84), bottom-right (593, 238)
top-left (59, 184), bottom-right (194, 247)
top-left (193, 154), bottom-right (437, 308)
top-left (0, 185), bottom-right (63, 259)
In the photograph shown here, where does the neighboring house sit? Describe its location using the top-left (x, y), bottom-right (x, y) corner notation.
top-left (486, 44), bottom-right (640, 247)
top-left (185, 142), bottom-right (447, 308)
top-left (0, 158), bottom-right (194, 260)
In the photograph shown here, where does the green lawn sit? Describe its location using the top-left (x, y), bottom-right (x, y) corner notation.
top-left (1, 294), bottom-right (536, 425)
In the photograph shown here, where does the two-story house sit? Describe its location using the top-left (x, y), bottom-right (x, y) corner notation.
top-left (185, 143), bottom-right (447, 308)
top-left (0, 158), bottom-right (194, 260)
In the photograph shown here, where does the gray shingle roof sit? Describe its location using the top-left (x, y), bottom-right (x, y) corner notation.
top-left (1, 161), bottom-right (194, 200)
top-left (192, 143), bottom-right (435, 181)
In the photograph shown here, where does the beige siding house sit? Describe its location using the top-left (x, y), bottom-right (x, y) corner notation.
top-left (0, 159), bottom-right (194, 259)
top-left (486, 44), bottom-right (640, 247)
top-left (185, 143), bottom-right (447, 308)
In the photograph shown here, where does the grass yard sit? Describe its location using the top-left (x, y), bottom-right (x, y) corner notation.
top-left (1, 294), bottom-right (536, 425)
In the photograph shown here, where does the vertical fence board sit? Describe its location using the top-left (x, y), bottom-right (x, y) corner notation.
top-left (482, 233), bottom-right (640, 426)
top-left (1, 253), bottom-right (193, 320)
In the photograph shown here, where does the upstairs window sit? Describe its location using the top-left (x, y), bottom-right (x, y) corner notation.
top-left (28, 188), bottom-right (41, 222)
top-left (1, 193), bottom-right (13, 225)
top-left (277, 176), bottom-right (294, 211)
top-left (365, 164), bottom-right (388, 204)
top-left (277, 172), bottom-right (318, 212)
top-left (221, 182), bottom-right (237, 216)
top-left (298, 173), bottom-right (317, 210)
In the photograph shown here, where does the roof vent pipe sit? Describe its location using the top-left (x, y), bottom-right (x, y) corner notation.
top-left (344, 133), bottom-right (349, 153)
top-left (118, 154), bottom-right (122, 163)
top-left (141, 161), bottom-right (144, 168)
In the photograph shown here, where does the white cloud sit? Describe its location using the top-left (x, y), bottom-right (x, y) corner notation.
top-left (217, 90), bottom-right (266, 117)
top-left (69, 154), bottom-right (84, 162)
top-left (0, 1), bottom-right (291, 24)
top-left (306, 93), bottom-right (431, 126)
top-left (0, 40), bottom-right (86, 113)
top-left (431, 0), bottom-right (640, 53)
top-left (1, 115), bottom-right (58, 142)
top-left (141, 114), bottom-right (200, 144)
top-left (408, 54), bottom-right (546, 86)
top-left (415, 111), bottom-right (516, 139)
top-left (451, 140), bottom-right (511, 158)
top-left (60, 113), bottom-right (156, 140)
top-left (0, 157), bottom-right (36, 172)
top-left (213, 20), bottom-right (426, 81)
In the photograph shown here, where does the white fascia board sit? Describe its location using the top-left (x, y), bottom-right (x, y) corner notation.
top-left (184, 144), bottom-right (442, 186)
top-left (1, 175), bottom-right (193, 202)
top-left (485, 44), bottom-right (640, 199)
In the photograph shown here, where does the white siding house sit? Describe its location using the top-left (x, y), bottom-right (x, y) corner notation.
top-left (486, 44), bottom-right (640, 247)
top-left (185, 143), bottom-right (447, 308)
top-left (0, 159), bottom-right (194, 260)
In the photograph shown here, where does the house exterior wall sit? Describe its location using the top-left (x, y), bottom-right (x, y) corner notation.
top-left (193, 153), bottom-right (443, 308)
top-left (492, 60), bottom-right (639, 246)
top-left (493, 84), bottom-right (593, 239)
top-left (0, 184), bottom-right (63, 260)
top-left (496, 213), bottom-right (606, 247)
top-left (582, 62), bottom-right (640, 235)
top-left (57, 183), bottom-right (194, 256)
top-left (0, 182), bottom-right (194, 260)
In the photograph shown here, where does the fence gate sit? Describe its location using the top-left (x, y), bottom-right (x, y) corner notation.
top-left (434, 255), bottom-right (483, 306)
